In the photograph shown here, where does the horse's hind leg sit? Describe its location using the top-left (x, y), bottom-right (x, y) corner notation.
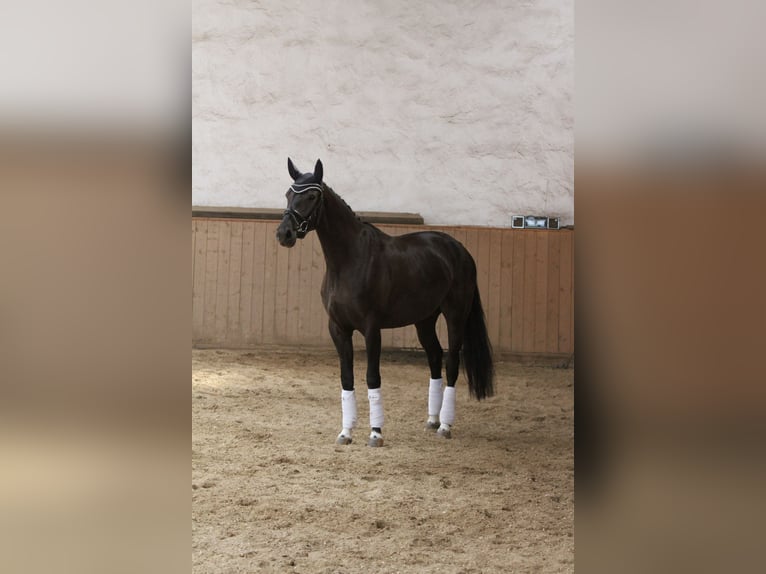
top-left (415, 313), bottom-right (444, 431)
top-left (438, 303), bottom-right (471, 439)
top-left (329, 319), bottom-right (355, 445)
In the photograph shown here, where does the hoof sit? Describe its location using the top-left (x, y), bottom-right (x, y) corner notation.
top-left (436, 426), bottom-right (452, 439)
top-left (367, 435), bottom-right (384, 448)
top-left (336, 435), bottom-right (352, 445)
top-left (424, 421), bottom-right (440, 431)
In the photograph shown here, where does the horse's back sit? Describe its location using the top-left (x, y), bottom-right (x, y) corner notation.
top-left (388, 230), bottom-right (475, 275)
top-left (374, 230), bottom-right (476, 324)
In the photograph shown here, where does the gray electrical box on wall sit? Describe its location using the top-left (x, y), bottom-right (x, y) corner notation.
top-left (512, 216), bottom-right (560, 229)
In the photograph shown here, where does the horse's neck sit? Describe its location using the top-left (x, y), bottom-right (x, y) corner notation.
top-left (316, 189), bottom-right (365, 272)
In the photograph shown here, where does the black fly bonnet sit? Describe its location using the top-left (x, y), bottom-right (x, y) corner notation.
top-left (284, 181), bottom-right (324, 238)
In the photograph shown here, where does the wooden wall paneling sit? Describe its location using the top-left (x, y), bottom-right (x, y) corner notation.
top-left (274, 225), bottom-right (290, 342)
top-left (521, 231), bottom-right (537, 353)
top-left (499, 230), bottom-right (514, 351)
top-left (558, 231), bottom-right (573, 354)
top-left (192, 220), bottom-right (207, 342)
top-left (202, 220), bottom-right (220, 344)
top-left (509, 231), bottom-right (524, 353)
top-left (533, 231), bottom-right (549, 353)
top-left (191, 218), bottom-right (573, 356)
top-left (477, 228), bottom-right (491, 320)
top-left (545, 232), bottom-right (561, 354)
top-left (297, 238), bottom-right (313, 342)
top-left (570, 232), bottom-right (574, 354)
top-left (226, 222), bottom-right (243, 345)
top-left (239, 222), bottom-right (255, 345)
top-left (487, 228), bottom-right (502, 348)
top-left (464, 227), bottom-right (479, 266)
top-left (214, 221), bottom-right (232, 344)
top-left (261, 222), bottom-right (278, 344)
top-left (250, 223), bottom-right (267, 344)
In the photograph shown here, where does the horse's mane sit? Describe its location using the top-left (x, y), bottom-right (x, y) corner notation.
top-left (324, 184), bottom-right (364, 223)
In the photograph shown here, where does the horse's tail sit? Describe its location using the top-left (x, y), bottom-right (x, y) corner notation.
top-left (461, 287), bottom-right (495, 400)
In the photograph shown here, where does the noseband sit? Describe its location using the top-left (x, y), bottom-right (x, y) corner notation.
top-left (284, 182), bottom-right (324, 238)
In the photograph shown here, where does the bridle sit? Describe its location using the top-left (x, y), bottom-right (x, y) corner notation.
top-left (283, 181), bottom-right (324, 238)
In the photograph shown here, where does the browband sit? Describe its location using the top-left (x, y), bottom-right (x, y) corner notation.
top-left (289, 182), bottom-right (322, 194)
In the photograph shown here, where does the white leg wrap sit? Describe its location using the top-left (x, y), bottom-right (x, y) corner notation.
top-left (439, 386), bottom-right (456, 426)
top-left (428, 378), bottom-right (444, 417)
top-left (368, 388), bottom-right (384, 428)
top-left (341, 390), bottom-right (357, 430)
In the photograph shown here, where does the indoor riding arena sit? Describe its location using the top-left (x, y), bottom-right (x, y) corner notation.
top-left (193, 1), bottom-right (573, 573)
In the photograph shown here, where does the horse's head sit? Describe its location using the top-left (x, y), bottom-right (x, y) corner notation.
top-left (277, 157), bottom-right (324, 247)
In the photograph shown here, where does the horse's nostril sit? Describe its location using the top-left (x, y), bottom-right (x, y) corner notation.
top-left (285, 229), bottom-right (293, 239)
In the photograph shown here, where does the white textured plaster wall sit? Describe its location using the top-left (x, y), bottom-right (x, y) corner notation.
top-left (193, 0), bottom-right (573, 227)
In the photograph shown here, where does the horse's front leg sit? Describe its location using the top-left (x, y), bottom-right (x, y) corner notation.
top-left (329, 320), bottom-right (355, 445)
top-left (365, 327), bottom-right (385, 447)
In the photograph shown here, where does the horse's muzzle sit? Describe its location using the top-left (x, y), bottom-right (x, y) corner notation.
top-left (276, 218), bottom-right (297, 247)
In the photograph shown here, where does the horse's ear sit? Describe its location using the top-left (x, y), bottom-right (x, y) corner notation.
top-left (314, 159), bottom-right (323, 183)
top-left (287, 157), bottom-right (301, 181)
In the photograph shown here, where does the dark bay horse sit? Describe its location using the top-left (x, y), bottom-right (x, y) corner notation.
top-left (276, 158), bottom-right (494, 447)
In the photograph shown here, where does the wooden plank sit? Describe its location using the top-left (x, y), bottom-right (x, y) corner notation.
top-left (533, 232), bottom-right (549, 353)
top-left (260, 222), bottom-right (278, 344)
top-left (522, 231), bottom-right (537, 353)
top-left (499, 230), bottom-right (514, 352)
top-left (239, 222), bottom-right (256, 345)
top-left (274, 228), bottom-right (290, 342)
top-left (464, 227), bottom-right (479, 263)
top-left (296, 240), bottom-right (313, 342)
top-left (192, 220), bottom-right (207, 342)
top-left (477, 229), bottom-right (491, 319)
top-left (250, 223), bottom-right (267, 344)
top-left (546, 232), bottom-right (561, 354)
top-left (214, 221), bottom-right (232, 344)
top-left (192, 207), bottom-right (423, 225)
top-left (570, 231), bottom-right (575, 353)
top-left (511, 231), bottom-right (526, 353)
top-left (558, 231), bottom-right (573, 354)
top-left (487, 229), bottom-right (502, 348)
top-left (202, 219), bottom-right (219, 344)
top-left (193, 207), bottom-right (285, 220)
top-left (226, 221), bottom-right (243, 345)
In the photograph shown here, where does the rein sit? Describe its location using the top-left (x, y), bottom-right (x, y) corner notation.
top-left (283, 182), bottom-right (324, 237)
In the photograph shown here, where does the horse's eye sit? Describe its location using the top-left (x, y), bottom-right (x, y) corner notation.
top-left (308, 194), bottom-right (316, 200)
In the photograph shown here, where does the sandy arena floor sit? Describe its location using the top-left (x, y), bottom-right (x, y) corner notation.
top-left (192, 348), bottom-right (573, 573)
